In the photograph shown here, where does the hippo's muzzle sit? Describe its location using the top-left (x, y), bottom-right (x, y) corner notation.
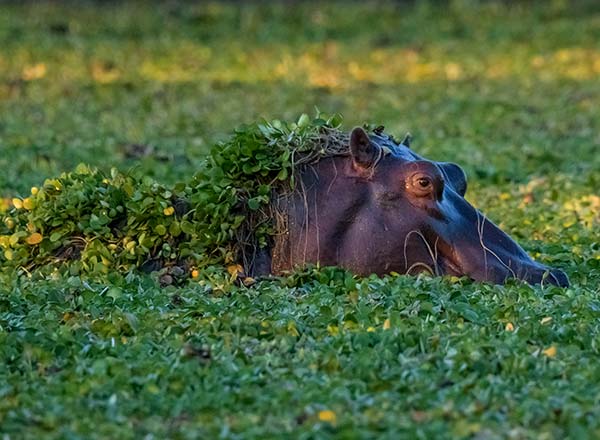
top-left (431, 177), bottom-right (569, 287)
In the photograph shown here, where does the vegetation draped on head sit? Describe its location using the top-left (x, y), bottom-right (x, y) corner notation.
top-left (0, 112), bottom-right (348, 278)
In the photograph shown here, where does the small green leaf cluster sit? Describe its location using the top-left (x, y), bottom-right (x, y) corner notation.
top-left (0, 164), bottom-right (190, 274)
top-left (185, 112), bottom-right (343, 261)
top-left (0, 113), bottom-right (344, 276)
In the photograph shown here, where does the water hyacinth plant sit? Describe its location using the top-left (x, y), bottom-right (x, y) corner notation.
top-left (0, 112), bottom-right (348, 278)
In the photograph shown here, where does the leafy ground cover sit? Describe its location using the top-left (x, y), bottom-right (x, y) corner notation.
top-left (1, 1), bottom-right (599, 438)
top-left (0, 113), bottom-right (345, 277)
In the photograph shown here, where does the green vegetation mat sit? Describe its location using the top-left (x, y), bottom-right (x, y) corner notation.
top-left (1, 1), bottom-right (599, 438)
top-left (0, 113), bottom-right (346, 276)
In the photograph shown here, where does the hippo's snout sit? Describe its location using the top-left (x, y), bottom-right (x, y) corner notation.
top-left (520, 264), bottom-right (570, 287)
top-left (457, 253), bottom-right (569, 287)
top-left (437, 189), bottom-right (570, 287)
top-left (548, 267), bottom-right (570, 287)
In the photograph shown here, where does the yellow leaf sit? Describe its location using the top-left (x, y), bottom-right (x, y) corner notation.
top-left (540, 317), bottom-right (553, 325)
top-left (163, 206), bottom-right (175, 216)
top-left (146, 384), bottom-right (160, 394)
top-left (4, 249), bottom-right (13, 261)
top-left (242, 276), bottom-right (256, 286)
top-left (26, 233), bottom-right (43, 245)
top-left (505, 322), bottom-right (515, 332)
top-left (318, 410), bottom-right (336, 423)
top-left (22, 198), bottom-right (35, 210)
top-left (383, 318), bottom-right (391, 330)
top-left (287, 321), bottom-right (300, 337)
top-left (191, 269), bottom-right (199, 279)
top-left (30, 187), bottom-right (39, 195)
top-left (12, 198), bottom-right (23, 209)
top-left (227, 264), bottom-right (244, 277)
top-left (9, 233), bottom-right (22, 246)
top-left (542, 346), bottom-right (557, 358)
top-left (91, 62), bottom-right (120, 84)
top-left (22, 63), bottom-right (47, 81)
top-left (366, 326), bottom-right (375, 332)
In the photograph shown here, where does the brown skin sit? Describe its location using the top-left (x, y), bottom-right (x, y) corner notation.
top-left (267, 127), bottom-right (569, 287)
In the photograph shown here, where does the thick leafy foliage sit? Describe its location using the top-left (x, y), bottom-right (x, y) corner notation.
top-left (0, 113), bottom-right (343, 276)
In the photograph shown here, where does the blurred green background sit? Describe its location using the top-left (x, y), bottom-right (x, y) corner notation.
top-left (1, 0), bottom-right (599, 196)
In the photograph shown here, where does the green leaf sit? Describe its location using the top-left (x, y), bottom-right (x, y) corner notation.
top-left (297, 113), bottom-right (310, 128)
top-left (248, 198), bottom-right (261, 210)
top-left (276, 168), bottom-right (288, 181)
top-left (50, 232), bottom-right (63, 242)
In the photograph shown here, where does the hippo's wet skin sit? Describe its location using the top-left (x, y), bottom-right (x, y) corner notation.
top-left (266, 127), bottom-right (569, 287)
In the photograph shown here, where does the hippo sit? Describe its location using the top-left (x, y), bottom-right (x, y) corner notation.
top-left (255, 126), bottom-right (569, 287)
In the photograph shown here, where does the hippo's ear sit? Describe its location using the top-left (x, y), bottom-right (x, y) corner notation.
top-left (350, 127), bottom-right (380, 170)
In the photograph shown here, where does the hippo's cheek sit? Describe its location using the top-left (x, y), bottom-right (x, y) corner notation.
top-left (404, 197), bottom-right (446, 221)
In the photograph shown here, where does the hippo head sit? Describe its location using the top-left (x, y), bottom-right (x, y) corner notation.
top-left (272, 127), bottom-right (569, 287)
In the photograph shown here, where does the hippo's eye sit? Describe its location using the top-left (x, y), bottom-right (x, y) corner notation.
top-left (407, 173), bottom-right (437, 198)
top-left (417, 177), bottom-right (431, 188)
